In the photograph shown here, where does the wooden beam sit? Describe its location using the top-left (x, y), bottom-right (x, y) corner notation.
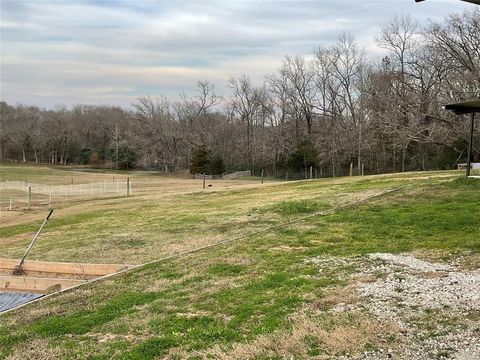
top-left (0, 275), bottom-right (86, 293)
top-left (0, 259), bottom-right (130, 276)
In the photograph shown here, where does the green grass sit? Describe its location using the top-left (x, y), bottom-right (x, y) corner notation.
top-left (0, 168), bottom-right (479, 358)
top-left (33, 292), bottom-right (161, 337)
top-left (262, 199), bottom-right (329, 215)
top-left (1, 167), bottom-right (436, 264)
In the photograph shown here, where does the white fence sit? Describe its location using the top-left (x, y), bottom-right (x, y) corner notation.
top-left (0, 180), bottom-right (133, 210)
top-left (457, 162), bottom-right (480, 170)
top-left (0, 180), bottom-right (133, 196)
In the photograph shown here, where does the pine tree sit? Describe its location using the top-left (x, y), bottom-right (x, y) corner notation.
top-left (190, 145), bottom-right (211, 174)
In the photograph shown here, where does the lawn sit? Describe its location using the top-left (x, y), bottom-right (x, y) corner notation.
top-left (0, 166), bottom-right (479, 359)
top-left (1, 166), bottom-right (448, 264)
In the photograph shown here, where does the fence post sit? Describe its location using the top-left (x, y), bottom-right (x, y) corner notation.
top-left (310, 166), bottom-right (313, 180)
top-left (127, 178), bottom-right (130, 197)
top-left (203, 175), bottom-right (206, 189)
top-left (361, 163), bottom-right (365, 176)
top-left (349, 162), bottom-right (353, 177)
top-left (285, 170), bottom-right (288, 181)
top-left (49, 189), bottom-right (52, 205)
top-left (261, 169), bottom-right (264, 184)
top-left (9, 198), bottom-right (12, 211)
top-left (28, 186), bottom-right (32, 209)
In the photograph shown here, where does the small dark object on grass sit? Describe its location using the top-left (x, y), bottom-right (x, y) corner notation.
top-left (208, 184), bottom-right (213, 187)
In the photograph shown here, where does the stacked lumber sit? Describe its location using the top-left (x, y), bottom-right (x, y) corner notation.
top-left (0, 259), bottom-right (130, 294)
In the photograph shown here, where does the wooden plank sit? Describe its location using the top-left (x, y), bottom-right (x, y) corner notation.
top-left (0, 259), bottom-right (130, 276)
top-left (0, 275), bottom-right (86, 293)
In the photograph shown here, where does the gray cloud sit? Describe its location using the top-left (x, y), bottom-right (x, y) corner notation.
top-left (0, 0), bottom-right (476, 108)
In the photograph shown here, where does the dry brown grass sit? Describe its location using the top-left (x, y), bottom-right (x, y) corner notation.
top-left (455, 254), bottom-right (480, 271)
top-left (168, 305), bottom-right (401, 359)
top-left (1, 164), bottom-right (266, 227)
top-left (315, 285), bottom-right (361, 309)
top-left (1, 166), bottom-right (459, 266)
top-left (1, 173), bottom-right (362, 264)
top-left (269, 245), bottom-right (309, 253)
top-left (5, 339), bottom-right (62, 360)
top-left (84, 332), bottom-right (150, 344)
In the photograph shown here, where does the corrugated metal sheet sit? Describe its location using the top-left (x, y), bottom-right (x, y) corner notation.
top-left (0, 291), bottom-right (42, 313)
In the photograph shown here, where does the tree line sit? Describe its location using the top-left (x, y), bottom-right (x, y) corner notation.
top-left (1, 9), bottom-right (479, 178)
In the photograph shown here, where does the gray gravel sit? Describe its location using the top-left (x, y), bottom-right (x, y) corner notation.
top-left (310, 253), bottom-right (480, 360)
top-left (359, 253), bottom-right (480, 317)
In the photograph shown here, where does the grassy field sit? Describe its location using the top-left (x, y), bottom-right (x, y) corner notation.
top-left (0, 165), bottom-right (265, 213)
top-left (0, 165), bottom-right (479, 359)
top-left (1, 165), bottom-right (447, 264)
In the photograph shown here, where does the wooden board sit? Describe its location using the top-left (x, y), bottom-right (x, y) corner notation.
top-left (0, 259), bottom-right (130, 276)
top-left (0, 275), bottom-right (86, 293)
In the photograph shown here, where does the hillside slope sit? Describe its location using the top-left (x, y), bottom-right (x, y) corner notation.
top-left (1, 170), bottom-right (479, 359)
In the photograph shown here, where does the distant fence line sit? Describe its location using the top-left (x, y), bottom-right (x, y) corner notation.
top-left (194, 170), bottom-right (251, 180)
top-left (0, 180), bottom-right (133, 196)
top-left (457, 162), bottom-right (480, 170)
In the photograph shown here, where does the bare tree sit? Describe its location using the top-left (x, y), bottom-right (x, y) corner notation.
top-left (279, 56), bottom-right (317, 135)
top-left (330, 34), bottom-right (365, 173)
top-left (1, 8), bottom-right (477, 175)
top-left (426, 8), bottom-right (480, 98)
top-left (133, 96), bottom-right (183, 171)
top-left (228, 76), bottom-right (263, 168)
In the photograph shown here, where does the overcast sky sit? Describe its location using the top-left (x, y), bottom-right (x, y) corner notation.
top-left (0, 0), bottom-right (476, 109)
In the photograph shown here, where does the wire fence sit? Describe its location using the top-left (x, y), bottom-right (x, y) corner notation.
top-left (0, 180), bottom-right (133, 211)
top-left (194, 170), bottom-right (252, 180)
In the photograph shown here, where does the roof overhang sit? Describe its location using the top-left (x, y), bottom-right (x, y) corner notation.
top-left (444, 99), bottom-right (480, 115)
top-left (415, 0), bottom-right (480, 4)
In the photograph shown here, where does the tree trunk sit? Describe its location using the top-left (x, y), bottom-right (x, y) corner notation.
top-left (357, 124), bottom-right (362, 175)
top-left (393, 148), bottom-right (396, 173)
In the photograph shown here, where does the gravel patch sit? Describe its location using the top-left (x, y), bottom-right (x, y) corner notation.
top-left (359, 253), bottom-right (480, 318)
top-left (309, 253), bottom-right (480, 360)
top-left (368, 252), bottom-right (453, 272)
